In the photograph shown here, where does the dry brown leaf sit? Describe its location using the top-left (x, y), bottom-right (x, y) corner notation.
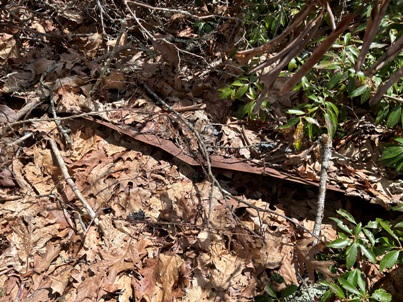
top-left (295, 237), bottom-right (338, 282)
top-left (0, 33), bottom-right (19, 62)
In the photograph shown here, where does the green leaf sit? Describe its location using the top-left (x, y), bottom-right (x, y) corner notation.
top-left (350, 85), bottom-right (369, 98)
top-left (380, 146), bottom-right (403, 161)
top-left (394, 138), bottom-right (403, 145)
top-left (394, 221), bottom-right (403, 229)
top-left (354, 222), bottom-right (362, 236)
top-left (338, 277), bottom-right (361, 296)
top-left (235, 84), bottom-right (249, 99)
top-left (324, 112), bottom-right (337, 139)
top-left (265, 284), bottom-right (277, 298)
top-left (304, 116), bottom-right (320, 127)
top-left (346, 242), bottom-right (358, 268)
top-left (280, 284), bottom-right (298, 298)
top-left (346, 269), bottom-right (359, 287)
top-left (327, 237), bottom-right (350, 249)
top-left (375, 106), bottom-right (389, 125)
top-left (360, 86), bottom-right (372, 104)
top-left (321, 281), bottom-right (345, 299)
top-left (330, 217), bottom-right (353, 234)
top-left (286, 109), bottom-right (305, 115)
top-left (356, 270), bottom-right (366, 294)
top-left (327, 71), bottom-right (343, 89)
top-left (231, 79), bottom-right (244, 87)
top-left (362, 228), bottom-right (375, 246)
top-left (380, 250), bottom-right (400, 271)
top-left (277, 117), bottom-right (300, 129)
top-left (218, 87), bottom-right (233, 99)
top-left (378, 219), bottom-right (399, 241)
top-left (386, 106), bottom-right (402, 128)
top-left (314, 61), bottom-right (341, 70)
top-left (325, 101), bottom-right (339, 116)
top-left (358, 243), bottom-right (377, 263)
top-left (320, 290), bottom-right (334, 302)
top-left (337, 209), bottom-right (357, 224)
top-left (371, 288), bottom-right (393, 302)
top-left (383, 153), bottom-right (403, 167)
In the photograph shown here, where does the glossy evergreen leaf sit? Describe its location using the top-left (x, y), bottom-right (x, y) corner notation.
top-left (380, 250), bottom-right (400, 271)
top-left (362, 228), bottom-right (375, 246)
top-left (286, 109), bottom-right (305, 115)
top-left (371, 288), bottom-right (393, 302)
top-left (380, 146), bottom-right (403, 161)
top-left (330, 217), bottom-right (353, 234)
top-left (336, 209), bottom-right (357, 224)
top-left (235, 84), bottom-right (249, 99)
top-left (278, 117), bottom-right (300, 129)
top-left (358, 243), bottom-right (377, 263)
top-left (218, 87), bottom-right (233, 99)
top-left (327, 237), bottom-right (350, 249)
top-left (378, 219), bottom-right (399, 241)
top-left (346, 242), bottom-right (358, 268)
top-left (265, 284), bottom-right (277, 298)
top-left (281, 284), bottom-right (298, 298)
top-left (375, 106), bottom-right (389, 125)
top-left (350, 84), bottom-right (369, 98)
top-left (386, 106), bottom-right (402, 128)
top-left (321, 282), bottom-right (345, 299)
top-left (327, 71), bottom-right (343, 89)
top-left (304, 116), bottom-right (320, 127)
top-left (354, 223), bottom-right (362, 236)
top-left (324, 112), bottom-right (336, 139)
top-left (338, 277), bottom-right (361, 296)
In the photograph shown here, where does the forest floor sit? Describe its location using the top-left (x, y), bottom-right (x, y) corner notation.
top-left (1, 1), bottom-right (403, 301)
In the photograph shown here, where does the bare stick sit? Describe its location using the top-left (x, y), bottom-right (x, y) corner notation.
top-left (48, 138), bottom-right (101, 230)
top-left (313, 134), bottom-right (332, 243)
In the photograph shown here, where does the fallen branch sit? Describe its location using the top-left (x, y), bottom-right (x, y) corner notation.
top-left (48, 138), bottom-right (102, 231)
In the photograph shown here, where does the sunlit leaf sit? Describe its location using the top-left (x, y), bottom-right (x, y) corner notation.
top-left (287, 109), bottom-right (305, 115)
top-left (218, 87), bottom-right (233, 99)
top-left (346, 242), bottom-right (358, 268)
top-left (327, 237), bottom-right (350, 249)
top-left (337, 209), bottom-right (357, 224)
top-left (304, 116), bottom-right (320, 127)
top-left (358, 243), bottom-right (377, 263)
top-left (371, 288), bottom-right (393, 302)
top-left (330, 217), bottom-right (353, 234)
top-left (293, 120), bottom-right (304, 151)
top-left (235, 84), bottom-right (249, 99)
top-left (378, 219), bottom-right (399, 241)
top-left (321, 281), bottom-right (345, 299)
top-left (338, 276), bottom-right (361, 296)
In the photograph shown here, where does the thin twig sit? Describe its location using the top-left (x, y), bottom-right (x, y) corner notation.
top-left (48, 138), bottom-right (102, 231)
top-left (127, 0), bottom-right (241, 21)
